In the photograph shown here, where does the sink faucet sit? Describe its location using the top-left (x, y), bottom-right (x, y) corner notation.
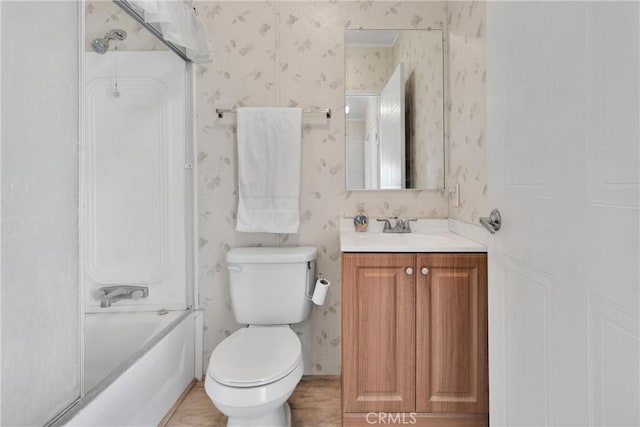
top-left (377, 217), bottom-right (417, 233)
top-left (96, 285), bottom-right (149, 308)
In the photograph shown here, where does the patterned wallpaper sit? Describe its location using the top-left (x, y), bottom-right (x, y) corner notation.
top-left (346, 46), bottom-right (393, 91)
top-left (446, 1), bottom-right (487, 222)
top-left (195, 1), bottom-right (485, 375)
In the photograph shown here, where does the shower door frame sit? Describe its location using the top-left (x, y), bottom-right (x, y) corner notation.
top-left (77, 0), bottom-right (199, 377)
top-left (45, 0), bottom-right (199, 423)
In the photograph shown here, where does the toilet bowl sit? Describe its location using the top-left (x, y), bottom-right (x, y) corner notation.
top-left (205, 326), bottom-right (304, 426)
top-left (204, 246), bottom-right (318, 426)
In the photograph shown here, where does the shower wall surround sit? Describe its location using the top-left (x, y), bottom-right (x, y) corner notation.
top-left (195, 1), bottom-right (486, 374)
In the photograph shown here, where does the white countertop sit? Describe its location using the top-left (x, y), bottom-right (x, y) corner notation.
top-left (340, 218), bottom-right (487, 253)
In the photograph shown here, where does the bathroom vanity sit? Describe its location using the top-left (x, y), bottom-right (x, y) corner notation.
top-left (340, 219), bottom-right (488, 426)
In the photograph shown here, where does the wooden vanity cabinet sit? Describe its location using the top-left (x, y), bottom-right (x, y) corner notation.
top-left (342, 252), bottom-right (488, 427)
top-left (342, 253), bottom-right (416, 413)
top-left (415, 253), bottom-right (489, 416)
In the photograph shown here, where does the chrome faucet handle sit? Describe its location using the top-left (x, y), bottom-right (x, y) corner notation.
top-left (377, 218), bottom-right (393, 232)
top-left (389, 217), bottom-right (417, 233)
top-left (376, 218), bottom-right (391, 233)
top-left (403, 218), bottom-right (417, 232)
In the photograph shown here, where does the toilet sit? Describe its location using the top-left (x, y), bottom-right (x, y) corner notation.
top-left (204, 246), bottom-right (318, 427)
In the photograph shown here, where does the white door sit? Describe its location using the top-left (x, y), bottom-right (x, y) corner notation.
top-left (365, 96), bottom-right (380, 189)
top-left (486, 2), bottom-right (639, 426)
top-left (364, 127), bottom-right (377, 189)
top-left (379, 63), bottom-right (405, 189)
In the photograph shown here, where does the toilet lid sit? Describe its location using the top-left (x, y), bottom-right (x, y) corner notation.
top-left (208, 327), bottom-right (302, 388)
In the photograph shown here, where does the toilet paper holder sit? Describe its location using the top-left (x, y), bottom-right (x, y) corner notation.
top-left (308, 273), bottom-right (331, 306)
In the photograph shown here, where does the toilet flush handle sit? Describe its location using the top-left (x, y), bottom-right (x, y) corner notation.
top-left (227, 265), bottom-right (242, 272)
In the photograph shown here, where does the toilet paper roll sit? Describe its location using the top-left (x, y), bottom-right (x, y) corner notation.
top-left (312, 277), bottom-right (331, 306)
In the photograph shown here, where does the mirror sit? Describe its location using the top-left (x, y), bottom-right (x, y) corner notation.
top-left (345, 29), bottom-right (445, 190)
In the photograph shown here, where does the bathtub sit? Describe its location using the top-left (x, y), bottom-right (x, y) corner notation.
top-left (54, 309), bottom-right (199, 426)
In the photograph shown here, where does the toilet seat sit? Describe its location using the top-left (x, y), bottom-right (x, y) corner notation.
top-left (208, 326), bottom-right (302, 388)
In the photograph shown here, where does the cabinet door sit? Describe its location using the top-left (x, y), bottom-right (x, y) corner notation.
top-left (416, 253), bottom-right (488, 414)
top-left (342, 253), bottom-right (416, 412)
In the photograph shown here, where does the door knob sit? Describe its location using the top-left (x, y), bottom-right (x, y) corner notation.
top-left (479, 209), bottom-right (502, 234)
top-left (405, 267), bottom-right (414, 275)
top-left (421, 267), bottom-right (429, 275)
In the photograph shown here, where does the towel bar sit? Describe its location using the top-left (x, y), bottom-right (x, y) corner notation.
top-left (215, 108), bottom-right (332, 119)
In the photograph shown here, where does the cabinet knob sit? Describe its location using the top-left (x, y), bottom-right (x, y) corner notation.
top-left (421, 267), bottom-right (429, 276)
top-left (405, 267), bottom-right (414, 275)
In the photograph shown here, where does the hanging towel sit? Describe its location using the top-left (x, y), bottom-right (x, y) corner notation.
top-left (236, 107), bottom-right (303, 233)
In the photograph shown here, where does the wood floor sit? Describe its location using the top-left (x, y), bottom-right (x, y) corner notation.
top-left (164, 376), bottom-right (341, 427)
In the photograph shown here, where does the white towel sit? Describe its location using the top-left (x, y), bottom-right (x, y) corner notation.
top-left (236, 107), bottom-right (303, 233)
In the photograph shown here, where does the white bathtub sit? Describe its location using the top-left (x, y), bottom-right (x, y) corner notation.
top-left (56, 309), bottom-right (198, 426)
top-left (84, 310), bottom-right (186, 391)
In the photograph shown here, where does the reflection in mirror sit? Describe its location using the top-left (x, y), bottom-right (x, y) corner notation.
top-left (345, 29), bottom-right (445, 191)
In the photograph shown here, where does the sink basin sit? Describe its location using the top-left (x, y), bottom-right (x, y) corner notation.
top-left (347, 231), bottom-right (450, 246)
top-left (340, 219), bottom-right (486, 253)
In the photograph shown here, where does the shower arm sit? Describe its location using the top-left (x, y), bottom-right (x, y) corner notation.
top-left (104, 29), bottom-right (127, 42)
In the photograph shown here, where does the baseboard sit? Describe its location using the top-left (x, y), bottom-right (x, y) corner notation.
top-left (158, 379), bottom-right (197, 427)
top-left (301, 374), bottom-right (341, 381)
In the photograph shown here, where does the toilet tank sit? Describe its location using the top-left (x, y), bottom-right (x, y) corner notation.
top-left (226, 247), bottom-right (317, 325)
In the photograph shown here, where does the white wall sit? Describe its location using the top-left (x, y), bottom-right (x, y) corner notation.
top-left (1, 1), bottom-right (81, 425)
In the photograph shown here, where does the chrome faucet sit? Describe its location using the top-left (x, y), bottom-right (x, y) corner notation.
top-left (96, 285), bottom-right (149, 308)
top-left (377, 217), bottom-right (417, 233)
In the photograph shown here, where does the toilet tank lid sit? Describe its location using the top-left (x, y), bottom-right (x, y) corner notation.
top-left (226, 246), bottom-right (317, 264)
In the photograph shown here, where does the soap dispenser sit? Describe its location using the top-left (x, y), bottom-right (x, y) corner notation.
top-left (353, 209), bottom-right (369, 232)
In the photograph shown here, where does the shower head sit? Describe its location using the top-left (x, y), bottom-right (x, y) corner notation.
top-left (91, 38), bottom-right (109, 54)
top-left (91, 29), bottom-right (127, 54)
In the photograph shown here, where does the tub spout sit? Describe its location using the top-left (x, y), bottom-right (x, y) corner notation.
top-left (96, 285), bottom-right (149, 308)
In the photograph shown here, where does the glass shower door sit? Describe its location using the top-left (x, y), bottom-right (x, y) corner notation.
top-left (1, 1), bottom-right (82, 425)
